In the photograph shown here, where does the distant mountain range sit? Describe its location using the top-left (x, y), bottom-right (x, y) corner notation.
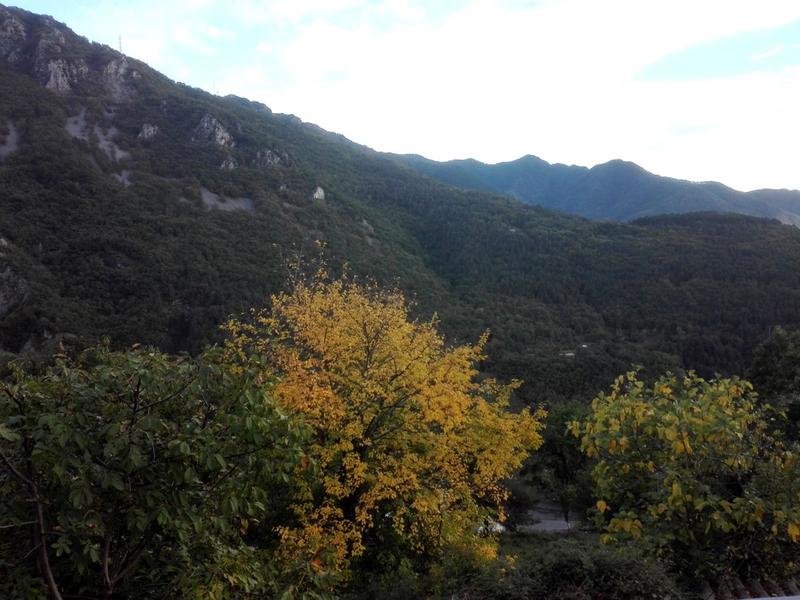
top-left (2, 3), bottom-right (800, 403)
top-left (392, 154), bottom-right (800, 224)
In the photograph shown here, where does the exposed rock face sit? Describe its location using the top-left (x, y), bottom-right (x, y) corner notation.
top-left (199, 187), bottom-right (253, 212)
top-left (65, 108), bottom-right (89, 140)
top-left (219, 156), bottom-right (238, 171)
top-left (360, 218), bottom-right (375, 236)
top-left (94, 125), bottom-right (130, 162)
top-left (254, 148), bottom-right (288, 168)
top-left (103, 56), bottom-right (139, 101)
top-left (138, 123), bottom-right (159, 140)
top-left (37, 54), bottom-right (88, 93)
top-left (0, 266), bottom-right (30, 320)
top-left (32, 24), bottom-right (88, 94)
top-left (192, 113), bottom-right (235, 148)
top-left (112, 170), bottom-right (132, 187)
top-left (0, 8), bottom-right (27, 64)
top-left (0, 121), bottom-right (19, 160)
top-left (0, 8), bottom-right (91, 94)
top-left (312, 186), bottom-right (325, 201)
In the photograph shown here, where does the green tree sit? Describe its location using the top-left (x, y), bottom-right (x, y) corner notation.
top-left (570, 371), bottom-right (800, 577)
top-left (749, 327), bottom-right (800, 438)
top-left (0, 345), bottom-right (307, 599)
top-left (522, 401), bottom-right (592, 523)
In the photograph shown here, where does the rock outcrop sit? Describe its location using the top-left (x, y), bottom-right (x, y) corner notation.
top-left (31, 23), bottom-right (88, 93)
top-left (219, 155), bottom-right (237, 171)
top-left (0, 7), bottom-right (27, 64)
top-left (0, 121), bottom-right (19, 160)
top-left (65, 108), bottom-right (89, 140)
top-left (0, 266), bottom-right (30, 320)
top-left (36, 52), bottom-right (88, 93)
top-left (199, 187), bottom-right (253, 212)
top-left (103, 56), bottom-right (140, 101)
top-left (192, 113), bottom-right (235, 148)
top-left (360, 218), bottom-right (375, 236)
top-left (254, 148), bottom-right (288, 168)
top-left (94, 125), bottom-right (129, 162)
top-left (112, 170), bottom-right (132, 187)
top-left (0, 8), bottom-right (87, 94)
top-left (138, 123), bottom-right (159, 140)
top-left (312, 186), bottom-right (325, 201)
top-left (0, 8), bottom-right (141, 98)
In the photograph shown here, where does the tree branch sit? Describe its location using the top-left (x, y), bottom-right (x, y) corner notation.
top-left (0, 447), bottom-right (33, 487)
top-left (102, 536), bottom-right (112, 597)
top-left (0, 519), bottom-right (36, 529)
top-left (33, 489), bottom-right (63, 600)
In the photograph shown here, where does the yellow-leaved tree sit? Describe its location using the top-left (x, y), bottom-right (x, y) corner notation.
top-left (224, 271), bottom-right (544, 585)
top-left (570, 371), bottom-right (800, 578)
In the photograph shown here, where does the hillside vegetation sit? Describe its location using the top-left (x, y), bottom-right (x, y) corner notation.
top-left (0, 5), bottom-right (800, 405)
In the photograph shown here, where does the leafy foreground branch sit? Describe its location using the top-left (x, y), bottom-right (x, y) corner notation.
top-left (0, 345), bottom-right (307, 599)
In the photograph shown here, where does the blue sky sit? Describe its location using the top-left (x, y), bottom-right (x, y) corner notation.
top-left (12, 0), bottom-right (800, 191)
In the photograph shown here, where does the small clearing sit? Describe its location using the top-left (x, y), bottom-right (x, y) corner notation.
top-left (516, 500), bottom-right (575, 533)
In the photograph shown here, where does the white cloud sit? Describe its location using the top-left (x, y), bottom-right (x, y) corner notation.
top-left (229, 0), bottom-right (800, 190)
top-left (25, 0), bottom-right (800, 190)
top-left (256, 40), bottom-right (273, 53)
top-left (750, 44), bottom-right (784, 61)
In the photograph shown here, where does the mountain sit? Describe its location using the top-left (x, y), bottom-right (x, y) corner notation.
top-left (2, 4), bottom-right (800, 404)
top-left (392, 153), bottom-right (800, 224)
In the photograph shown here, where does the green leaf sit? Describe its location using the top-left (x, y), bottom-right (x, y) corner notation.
top-left (0, 423), bottom-right (19, 441)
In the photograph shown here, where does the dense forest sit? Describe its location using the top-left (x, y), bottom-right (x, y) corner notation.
top-left (3, 5), bottom-right (800, 598)
top-left (1, 6), bottom-right (800, 406)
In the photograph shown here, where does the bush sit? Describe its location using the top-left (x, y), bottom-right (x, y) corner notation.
top-left (456, 535), bottom-right (686, 600)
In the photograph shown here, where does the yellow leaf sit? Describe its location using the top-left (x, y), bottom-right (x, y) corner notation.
top-left (597, 500), bottom-right (608, 514)
top-left (788, 522), bottom-right (800, 543)
top-left (671, 481), bottom-right (681, 498)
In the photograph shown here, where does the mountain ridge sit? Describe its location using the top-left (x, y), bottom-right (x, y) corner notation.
top-left (391, 152), bottom-right (800, 224)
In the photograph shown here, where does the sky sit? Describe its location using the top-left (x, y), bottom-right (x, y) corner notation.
top-left (12, 0), bottom-right (800, 191)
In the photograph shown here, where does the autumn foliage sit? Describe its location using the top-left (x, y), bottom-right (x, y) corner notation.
top-left (225, 272), bottom-right (545, 582)
top-left (571, 371), bottom-right (800, 576)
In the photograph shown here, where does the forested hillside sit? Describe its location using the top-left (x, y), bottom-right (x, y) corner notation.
top-left (394, 152), bottom-right (800, 223)
top-left (1, 5), bottom-right (800, 403)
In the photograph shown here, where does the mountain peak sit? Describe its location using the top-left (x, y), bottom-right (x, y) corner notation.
top-left (590, 159), bottom-right (650, 175)
top-left (395, 153), bottom-right (800, 224)
top-left (516, 154), bottom-right (550, 166)
top-left (0, 3), bottom-right (143, 97)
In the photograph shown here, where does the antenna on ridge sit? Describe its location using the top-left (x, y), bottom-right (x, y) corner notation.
top-left (118, 35), bottom-right (122, 54)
